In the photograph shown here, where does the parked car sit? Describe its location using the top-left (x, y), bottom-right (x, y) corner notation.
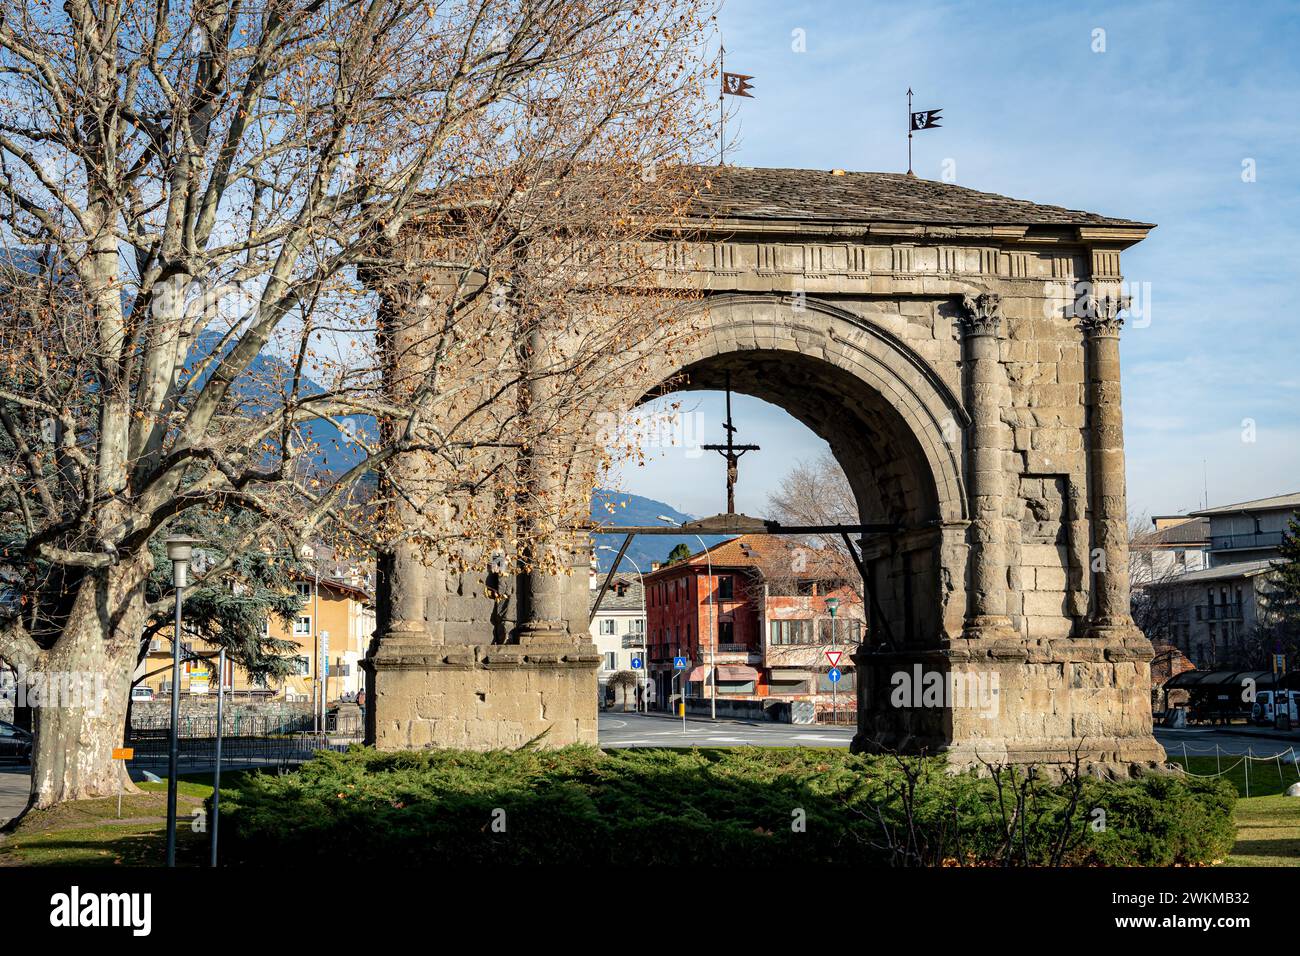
top-left (130, 685), bottom-right (155, 702)
top-left (1251, 690), bottom-right (1300, 725)
top-left (0, 719), bottom-right (32, 764)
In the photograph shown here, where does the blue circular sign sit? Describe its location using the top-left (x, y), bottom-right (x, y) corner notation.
top-left (827, 667), bottom-right (842, 683)
top-left (631, 657), bottom-right (643, 669)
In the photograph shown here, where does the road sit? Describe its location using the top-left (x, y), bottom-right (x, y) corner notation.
top-left (0, 766), bottom-right (28, 828)
top-left (597, 716), bottom-right (1300, 756)
top-left (598, 711), bottom-right (855, 748)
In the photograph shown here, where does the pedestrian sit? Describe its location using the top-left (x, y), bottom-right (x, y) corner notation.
top-left (356, 688), bottom-right (366, 729)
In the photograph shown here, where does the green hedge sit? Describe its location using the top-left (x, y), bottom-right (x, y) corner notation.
top-left (216, 747), bottom-right (1235, 866)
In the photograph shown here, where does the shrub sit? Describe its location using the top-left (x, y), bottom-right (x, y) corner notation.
top-left (216, 747), bottom-right (1235, 866)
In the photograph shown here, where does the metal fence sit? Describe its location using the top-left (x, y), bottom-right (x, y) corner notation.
top-left (124, 731), bottom-right (354, 772)
top-left (124, 711), bottom-right (363, 772)
top-left (814, 708), bottom-right (858, 726)
top-left (130, 712), bottom-right (362, 739)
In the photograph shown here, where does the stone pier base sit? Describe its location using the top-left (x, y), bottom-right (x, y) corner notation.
top-left (365, 640), bottom-right (600, 750)
top-left (852, 635), bottom-right (1167, 776)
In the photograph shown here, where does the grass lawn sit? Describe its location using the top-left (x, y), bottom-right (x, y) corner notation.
top-left (0, 770), bottom-right (254, 867)
top-left (1166, 755), bottom-right (1300, 799)
top-left (1222, 796), bottom-right (1300, 867)
top-left (1167, 756), bottom-right (1300, 866)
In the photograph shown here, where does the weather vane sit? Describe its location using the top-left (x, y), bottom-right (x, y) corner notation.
top-left (702, 372), bottom-right (759, 515)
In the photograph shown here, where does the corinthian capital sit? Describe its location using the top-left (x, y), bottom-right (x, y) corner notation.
top-left (1077, 293), bottom-right (1130, 337)
top-left (959, 291), bottom-right (1003, 337)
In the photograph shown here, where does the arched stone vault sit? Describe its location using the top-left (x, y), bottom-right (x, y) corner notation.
top-left (653, 293), bottom-right (968, 529)
top-left (365, 166), bottom-right (1167, 773)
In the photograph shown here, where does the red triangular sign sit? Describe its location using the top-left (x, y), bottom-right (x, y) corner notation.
top-left (825, 650), bottom-right (843, 667)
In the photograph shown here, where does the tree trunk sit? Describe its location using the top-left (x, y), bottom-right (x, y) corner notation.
top-left (28, 558), bottom-right (150, 810)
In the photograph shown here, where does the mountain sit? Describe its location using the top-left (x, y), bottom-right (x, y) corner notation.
top-left (185, 328), bottom-right (377, 477)
top-left (181, 337), bottom-right (726, 571)
top-left (590, 489), bottom-right (730, 574)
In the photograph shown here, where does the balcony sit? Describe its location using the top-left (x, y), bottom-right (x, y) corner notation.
top-left (1195, 603), bottom-right (1245, 623)
top-left (1209, 531), bottom-right (1284, 553)
top-left (621, 635), bottom-right (647, 649)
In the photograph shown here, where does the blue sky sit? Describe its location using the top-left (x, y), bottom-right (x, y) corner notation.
top-left (608, 0), bottom-right (1300, 521)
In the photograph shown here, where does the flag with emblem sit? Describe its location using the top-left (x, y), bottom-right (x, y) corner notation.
top-left (722, 72), bottom-right (755, 98)
top-left (910, 108), bottom-right (942, 130)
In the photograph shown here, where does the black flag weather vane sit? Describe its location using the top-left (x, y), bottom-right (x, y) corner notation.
top-left (718, 43), bottom-right (755, 165)
top-left (906, 88), bottom-right (942, 176)
top-left (715, 51), bottom-right (943, 178)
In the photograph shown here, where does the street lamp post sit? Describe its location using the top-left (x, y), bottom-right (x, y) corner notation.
top-left (597, 546), bottom-right (648, 713)
top-left (164, 534), bottom-right (202, 868)
top-left (211, 644), bottom-right (225, 867)
top-left (658, 517), bottom-right (715, 720)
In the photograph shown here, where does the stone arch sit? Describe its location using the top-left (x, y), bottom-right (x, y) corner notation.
top-left (613, 292), bottom-right (975, 663)
top-left (641, 293), bottom-right (969, 529)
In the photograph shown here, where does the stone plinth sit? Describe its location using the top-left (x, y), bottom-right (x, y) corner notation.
top-left (853, 633), bottom-right (1167, 774)
top-left (366, 640), bottom-right (600, 750)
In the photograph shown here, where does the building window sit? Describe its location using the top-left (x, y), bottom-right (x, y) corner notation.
top-left (717, 621), bottom-right (735, 645)
top-left (718, 680), bottom-right (755, 695)
top-left (294, 616), bottom-right (311, 635)
top-left (603, 652), bottom-right (617, 671)
top-left (717, 576), bottom-right (734, 600)
top-left (296, 582), bottom-right (313, 600)
top-left (292, 656), bottom-right (310, 676)
top-left (769, 619), bottom-right (814, 645)
top-left (629, 619), bottom-right (645, 635)
top-left (598, 619), bottom-right (616, 636)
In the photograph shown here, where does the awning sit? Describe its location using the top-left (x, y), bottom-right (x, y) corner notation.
top-left (716, 665), bottom-right (759, 682)
top-left (685, 664), bottom-right (760, 682)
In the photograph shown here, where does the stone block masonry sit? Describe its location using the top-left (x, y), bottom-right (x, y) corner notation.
top-left (366, 166), bottom-right (1164, 774)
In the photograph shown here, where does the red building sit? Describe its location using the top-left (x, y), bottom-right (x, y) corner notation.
top-left (644, 535), bottom-right (864, 714)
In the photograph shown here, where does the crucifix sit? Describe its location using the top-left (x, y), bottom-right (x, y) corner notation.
top-left (702, 372), bottom-right (759, 514)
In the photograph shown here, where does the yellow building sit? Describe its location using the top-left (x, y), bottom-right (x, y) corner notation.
top-left (137, 574), bottom-right (376, 705)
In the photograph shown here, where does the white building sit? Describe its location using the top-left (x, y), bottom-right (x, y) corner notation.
top-left (1144, 493), bottom-right (1299, 668)
top-left (588, 573), bottom-right (648, 704)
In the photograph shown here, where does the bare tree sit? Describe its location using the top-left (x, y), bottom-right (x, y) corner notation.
top-left (766, 453), bottom-right (861, 598)
top-left (0, 0), bottom-right (715, 807)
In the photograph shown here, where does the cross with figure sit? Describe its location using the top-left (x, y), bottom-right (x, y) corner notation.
top-left (701, 373), bottom-right (759, 515)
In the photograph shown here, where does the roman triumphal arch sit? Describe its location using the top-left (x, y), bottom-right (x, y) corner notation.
top-left (363, 167), bottom-right (1166, 772)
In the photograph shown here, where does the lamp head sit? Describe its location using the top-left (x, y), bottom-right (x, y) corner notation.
top-left (164, 535), bottom-right (204, 588)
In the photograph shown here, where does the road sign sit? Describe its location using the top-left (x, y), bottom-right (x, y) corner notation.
top-left (825, 650), bottom-right (843, 667)
top-left (673, 656), bottom-right (688, 670)
top-left (111, 747), bottom-right (134, 760)
top-left (827, 667), bottom-right (842, 684)
top-left (631, 657), bottom-right (643, 669)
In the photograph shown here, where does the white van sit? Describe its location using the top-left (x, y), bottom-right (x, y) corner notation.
top-left (1251, 690), bottom-right (1299, 725)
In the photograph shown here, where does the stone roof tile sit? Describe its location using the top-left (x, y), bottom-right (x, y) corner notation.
top-left (685, 166), bottom-right (1152, 228)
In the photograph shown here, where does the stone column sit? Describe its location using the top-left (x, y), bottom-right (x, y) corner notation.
top-left (378, 293), bottom-right (429, 645)
top-left (958, 292), bottom-right (1017, 640)
top-left (1080, 295), bottom-right (1138, 639)
top-left (516, 326), bottom-right (570, 644)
